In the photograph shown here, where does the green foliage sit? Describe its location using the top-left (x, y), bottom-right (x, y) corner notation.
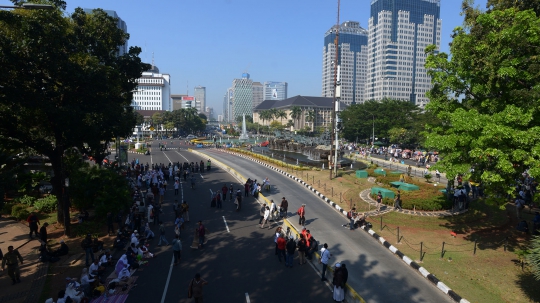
top-left (69, 165), bottom-right (132, 217)
top-left (526, 236), bottom-right (540, 281)
top-left (340, 99), bottom-right (431, 146)
top-left (18, 195), bottom-right (36, 206)
top-left (2, 202), bottom-right (14, 215)
top-left (11, 204), bottom-right (29, 220)
top-left (72, 220), bottom-right (103, 238)
top-left (34, 195), bottom-right (57, 213)
top-left (425, 7), bottom-right (540, 197)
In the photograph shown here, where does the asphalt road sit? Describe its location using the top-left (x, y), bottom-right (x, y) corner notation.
top-left (196, 148), bottom-right (454, 303)
top-left (125, 146), bottom-right (333, 303)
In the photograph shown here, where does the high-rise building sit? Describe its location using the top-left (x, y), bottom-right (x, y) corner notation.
top-left (194, 86), bottom-right (206, 114)
top-left (263, 81), bottom-right (288, 101)
top-left (252, 82), bottom-right (264, 111)
top-left (232, 73), bottom-right (253, 120)
top-left (223, 88), bottom-right (233, 123)
top-left (322, 21), bottom-right (368, 105)
top-left (131, 65), bottom-right (171, 111)
top-left (366, 0), bottom-right (441, 107)
top-left (83, 9), bottom-right (127, 56)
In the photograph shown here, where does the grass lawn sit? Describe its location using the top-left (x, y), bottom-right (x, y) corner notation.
top-left (229, 148), bottom-right (540, 303)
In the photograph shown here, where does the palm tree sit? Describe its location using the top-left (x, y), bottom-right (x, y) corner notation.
top-left (286, 119), bottom-right (294, 131)
top-left (259, 110), bottom-right (268, 126)
top-left (277, 110), bottom-right (287, 125)
top-left (290, 106), bottom-right (302, 130)
top-left (305, 110), bottom-right (316, 133)
top-left (268, 108), bottom-right (278, 123)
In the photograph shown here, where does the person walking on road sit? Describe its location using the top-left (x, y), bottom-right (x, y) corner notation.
top-left (280, 197), bottom-right (288, 218)
top-left (285, 236), bottom-right (296, 268)
top-left (235, 188), bottom-right (242, 211)
top-left (297, 204), bottom-right (306, 226)
top-left (332, 263), bottom-right (346, 302)
top-left (197, 221), bottom-right (206, 249)
top-left (258, 204), bottom-right (266, 224)
top-left (260, 206), bottom-right (271, 229)
top-left (26, 212), bottom-right (40, 239)
top-left (276, 234), bottom-right (286, 263)
top-left (297, 235), bottom-right (307, 265)
top-left (39, 222), bottom-right (49, 244)
top-left (2, 245), bottom-right (23, 285)
top-left (174, 180), bottom-right (179, 195)
top-left (320, 243), bottom-right (332, 281)
top-left (347, 208), bottom-right (356, 230)
top-left (188, 273), bottom-right (208, 302)
top-left (172, 234), bottom-right (182, 266)
top-left (158, 221), bottom-right (169, 246)
top-left (229, 185), bottom-right (234, 201)
top-left (221, 184), bottom-right (228, 200)
top-left (182, 201), bottom-right (190, 223)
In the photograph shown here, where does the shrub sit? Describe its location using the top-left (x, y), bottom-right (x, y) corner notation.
top-left (34, 195), bottom-right (57, 213)
top-left (18, 195), bottom-right (37, 206)
top-left (2, 202), bottom-right (14, 215)
top-left (11, 204), bottom-right (30, 220)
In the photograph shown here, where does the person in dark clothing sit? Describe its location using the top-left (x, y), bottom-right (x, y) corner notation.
top-left (285, 237), bottom-right (296, 268)
top-left (53, 240), bottom-right (69, 257)
top-left (81, 234), bottom-right (94, 267)
top-left (280, 197), bottom-right (289, 218)
top-left (39, 222), bottom-right (49, 244)
top-left (26, 213), bottom-right (40, 239)
top-left (306, 236), bottom-right (318, 260)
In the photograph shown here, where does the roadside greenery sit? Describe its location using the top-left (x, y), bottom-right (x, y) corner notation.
top-left (424, 3), bottom-right (540, 197)
top-left (0, 2), bottom-right (148, 232)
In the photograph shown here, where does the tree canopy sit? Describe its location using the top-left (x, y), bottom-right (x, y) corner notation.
top-left (340, 99), bottom-right (426, 146)
top-left (0, 3), bottom-right (148, 230)
top-left (424, 4), bottom-right (540, 195)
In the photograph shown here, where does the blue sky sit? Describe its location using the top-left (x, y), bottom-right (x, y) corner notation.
top-left (64, 0), bottom-right (488, 114)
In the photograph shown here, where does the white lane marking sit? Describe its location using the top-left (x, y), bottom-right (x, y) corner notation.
top-left (174, 150), bottom-right (190, 162)
top-left (245, 293), bottom-right (251, 303)
top-left (161, 166), bottom-right (184, 303)
top-left (223, 216), bottom-right (230, 233)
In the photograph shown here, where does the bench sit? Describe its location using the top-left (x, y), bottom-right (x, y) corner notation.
top-left (371, 187), bottom-right (395, 199)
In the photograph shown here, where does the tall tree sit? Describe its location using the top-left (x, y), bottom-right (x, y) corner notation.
top-left (424, 6), bottom-right (540, 197)
top-left (0, 5), bottom-right (148, 233)
top-left (305, 110), bottom-right (316, 132)
top-left (277, 110), bottom-right (288, 125)
top-left (290, 106), bottom-right (302, 129)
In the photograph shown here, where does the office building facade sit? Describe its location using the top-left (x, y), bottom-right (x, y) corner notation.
top-left (131, 65), bottom-right (171, 111)
top-left (252, 82), bottom-right (264, 111)
top-left (232, 73), bottom-right (253, 120)
top-left (322, 21), bottom-right (369, 105)
top-left (366, 0), bottom-right (441, 107)
top-left (194, 86), bottom-right (206, 114)
top-left (263, 81), bottom-right (288, 101)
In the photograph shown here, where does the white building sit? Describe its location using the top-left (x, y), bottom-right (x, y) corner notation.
top-left (131, 65), bottom-right (171, 111)
top-left (322, 21), bottom-right (368, 105)
top-left (366, 0), bottom-right (441, 107)
top-left (232, 73), bottom-right (253, 120)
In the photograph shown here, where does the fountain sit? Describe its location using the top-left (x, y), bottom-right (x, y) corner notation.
top-left (239, 114), bottom-right (249, 141)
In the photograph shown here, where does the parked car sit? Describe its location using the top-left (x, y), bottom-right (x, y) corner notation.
top-left (186, 134), bottom-right (196, 139)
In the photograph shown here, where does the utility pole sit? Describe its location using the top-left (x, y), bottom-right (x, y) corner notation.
top-left (330, 0), bottom-right (340, 180)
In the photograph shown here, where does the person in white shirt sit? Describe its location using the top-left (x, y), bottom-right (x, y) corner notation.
top-left (320, 243), bottom-right (332, 281)
top-left (99, 250), bottom-right (112, 267)
top-left (269, 200), bottom-right (277, 221)
top-left (89, 259), bottom-right (104, 280)
top-left (260, 206), bottom-right (271, 229)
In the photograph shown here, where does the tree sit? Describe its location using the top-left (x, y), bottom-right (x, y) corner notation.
top-left (268, 108), bottom-right (278, 123)
top-left (527, 236), bottom-right (540, 281)
top-left (340, 99), bottom-right (422, 145)
top-left (305, 110), bottom-right (316, 132)
top-left (276, 110), bottom-right (288, 125)
top-left (290, 106), bottom-right (302, 129)
top-left (0, 5), bottom-right (148, 233)
top-left (424, 6), bottom-right (540, 198)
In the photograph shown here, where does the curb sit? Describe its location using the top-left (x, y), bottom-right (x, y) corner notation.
top-left (218, 149), bottom-right (471, 303)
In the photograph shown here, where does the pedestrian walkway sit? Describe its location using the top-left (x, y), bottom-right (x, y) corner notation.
top-left (359, 189), bottom-right (467, 217)
top-left (0, 218), bottom-right (48, 303)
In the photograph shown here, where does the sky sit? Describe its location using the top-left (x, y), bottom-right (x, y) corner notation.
top-left (63, 0), bottom-right (488, 115)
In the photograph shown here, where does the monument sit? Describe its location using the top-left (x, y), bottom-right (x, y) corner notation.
top-left (239, 114), bottom-right (249, 141)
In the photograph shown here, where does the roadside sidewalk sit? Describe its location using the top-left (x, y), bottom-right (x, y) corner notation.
top-left (0, 218), bottom-right (48, 303)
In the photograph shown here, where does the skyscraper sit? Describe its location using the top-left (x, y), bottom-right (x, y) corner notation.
top-left (232, 73), bottom-right (253, 120)
top-left (322, 21), bottom-right (368, 105)
top-left (366, 0), bottom-right (441, 107)
top-left (263, 81), bottom-right (288, 101)
top-left (83, 9), bottom-right (127, 56)
top-left (252, 82), bottom-right (264, 111)
top-left (194, 86), bottom-right (206, 114)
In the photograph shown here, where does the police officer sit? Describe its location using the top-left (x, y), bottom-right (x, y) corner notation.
top-left (2, 246), bottom-right (23, 285)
